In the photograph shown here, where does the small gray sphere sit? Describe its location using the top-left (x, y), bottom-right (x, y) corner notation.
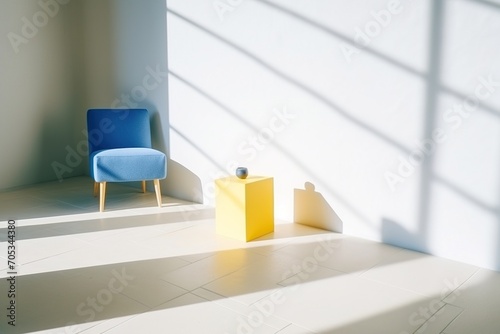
top-left (235, 167), bottom-right (248, 179)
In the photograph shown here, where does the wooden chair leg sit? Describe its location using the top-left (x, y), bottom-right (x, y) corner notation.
top-left (142, 180), bottom-right (146, 193)
top-left (99, 182), bottom-right (107, 212)
top-left (93, 182), bottom-right (99, 197)
top-left (154, 179), bottom-right (162, 207)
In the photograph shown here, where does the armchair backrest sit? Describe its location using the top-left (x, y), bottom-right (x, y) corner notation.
top-left (87, 109), bottom-right (152, 155)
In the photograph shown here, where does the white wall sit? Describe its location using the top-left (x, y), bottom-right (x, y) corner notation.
top-left (76, 0), bottom-right (170, 191)
top-left (111, 0), bottom-right (171, 192)
top-left (79, 0), bottom-right (169, 144)
top-left (0, 0), bottom-right (84, 189)
top-left (166, 0), bottom-right (500, 271)
top-left (0, 0), bottom-right (169, 189)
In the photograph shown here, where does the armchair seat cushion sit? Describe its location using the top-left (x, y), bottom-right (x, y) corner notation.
top-left (91, 148), bottom-right (166, 182)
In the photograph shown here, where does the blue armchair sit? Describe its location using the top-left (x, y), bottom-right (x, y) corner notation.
top-left (87, 109), bottom-right (167, 212)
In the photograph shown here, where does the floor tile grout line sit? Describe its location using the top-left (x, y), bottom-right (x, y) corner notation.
top-left (117, 286), bottom-right (190, 310)
top-left (75, 320), bottom-right (106, 334)
top-left (191, 288), bottom-right (292, 331)
top-left (147, 290), bottom-right (197, 310)
top-left (3, 209), bottom-right (213, 244)
top-left (412, 301), bottom-right (450, 334)
top-left (12, 241), bottom-right (97, 274)
top-left (441, 266), bottom-right (481, 302)
top-left (157, 253), bottom-right (269, 293)
top-left (438, 304), bottom-right (465, 334)
top-left (355, 272), bottom-right (446, 300)
top-left (98, 312), bottom-right (151, 334)
top-left (357, 247), bottom-right (409, 277)
top-left (271, 313), bottom-right (320, 334)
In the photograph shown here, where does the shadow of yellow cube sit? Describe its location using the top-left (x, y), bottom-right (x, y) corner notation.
top-left (215, 176), bottom-right (274, 242)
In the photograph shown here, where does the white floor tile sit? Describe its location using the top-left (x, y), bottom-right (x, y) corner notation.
top-left (273, 233), bottom-right (402, 274)
top-left (21, 235), bottom-right (90, 261)
top-left (276, 323), bottom-right (316, 334)
top-left (442, 269), bottom-right (500, 334)
top-left (192, 287), bottom-right (291, 331)
top-left (103, 293), bottom-right (278, 334)
top-left (160, 248), bottom-right (267, 291)
top-left (120, 276), bottom-right (188, 308)
top-left (246, 223), bottom-right (332, 256)
top-left (271, 273), bottom-right (446, 334)
top-left (136, 221), bottom-right (246, 258)
top-left (76, 315), bottom-right (140, 334)
top-left (415, 303), bottom-right (463, 334)
top-left (203, 252), bottom-right (309, 305)
top-left (14, 240), bottom-right (159, 276)
top-left (0, 196), bottom-right (77, 221)
top-left (361, 248), bottom-right (478, 297)
top-left (0, 270), bottom-right (148, 334)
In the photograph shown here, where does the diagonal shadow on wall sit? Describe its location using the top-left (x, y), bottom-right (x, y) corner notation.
top-left (168, 71), bottom-right (373, 226)
top-left (167, 9), bottom-right (413, 155)
top-left (254, 0), bottom-right (500, 120)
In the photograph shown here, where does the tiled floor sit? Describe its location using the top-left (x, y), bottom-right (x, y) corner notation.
top-left (1, 176), bottom-right (499, 333)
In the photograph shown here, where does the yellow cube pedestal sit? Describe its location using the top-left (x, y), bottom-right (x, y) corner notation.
top-left (215, 176), bottom-right (274, 242)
